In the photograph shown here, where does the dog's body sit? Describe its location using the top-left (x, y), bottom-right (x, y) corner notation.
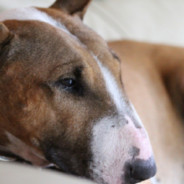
top-left (0, 0), bottom-right (183, 184)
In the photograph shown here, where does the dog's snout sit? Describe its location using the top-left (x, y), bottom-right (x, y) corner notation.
top-left (124, 157), bottom-right (157, 183)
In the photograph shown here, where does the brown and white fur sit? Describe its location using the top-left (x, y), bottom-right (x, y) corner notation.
top-left (0, 0), bottom-right (182, 184)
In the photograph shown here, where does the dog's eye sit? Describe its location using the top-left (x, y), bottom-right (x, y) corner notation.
top-left (109, 48), bottom-right (120, 62)
top-left (58, 78), bottom-right (76, 88)
top-left (55, 77), bottom-right (84, 96)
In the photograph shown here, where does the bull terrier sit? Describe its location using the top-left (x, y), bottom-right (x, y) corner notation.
top-left (5, 0), bottom-right (184, 183)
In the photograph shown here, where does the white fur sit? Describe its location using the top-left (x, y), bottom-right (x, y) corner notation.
top-left (130, 103), bottom-right (144, 127)
top-left (90, 56), bottom-right (154, 184)
top-left (0, 7), bottom-right (70, 34)
top-left (91, 115), bottom-right (153, 184)
top-left (93, 55), bottom-right (143, 128)
top-left (90, 116), bottom-right (129, 184)
top-left (93, 55), bottom-right (126, 113)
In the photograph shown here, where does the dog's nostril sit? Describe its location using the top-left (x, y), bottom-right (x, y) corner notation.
top-left (124, 157), bottom-right (157, 183)
top-left (129, 165), bottom-right (143, 183)
top-left (125, 119), bottom-right (129, 124)
top-left (129, 166), bottom-right (133, 175)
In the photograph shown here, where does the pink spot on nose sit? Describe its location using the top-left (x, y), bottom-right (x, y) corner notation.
top-left (124, 115), bottom-right (153, 160)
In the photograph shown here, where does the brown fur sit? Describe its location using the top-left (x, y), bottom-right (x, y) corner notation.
top-left (0, 16), bottom-right (122, 175)
top-left (50, 0), bottom-right (92, 19)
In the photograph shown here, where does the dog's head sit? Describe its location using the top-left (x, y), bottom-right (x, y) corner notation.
top-left (0, 0), bottom-right (156, 183)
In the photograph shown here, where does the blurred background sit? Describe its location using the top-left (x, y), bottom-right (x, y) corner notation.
top-left (0, 0), bottom-right (184, 46)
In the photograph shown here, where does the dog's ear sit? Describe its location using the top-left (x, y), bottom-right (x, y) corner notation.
top-left (0, 23), bottom-right (14, 67)
top-left (0, 22), bottom-right (14, 47)
top-left (50, 0), bottom-right (92, 19)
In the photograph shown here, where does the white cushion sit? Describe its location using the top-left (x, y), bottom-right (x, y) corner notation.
top-left (84, 0), bottom-right (184, 46)
top-left (0, 162), bottom-right (95, 184)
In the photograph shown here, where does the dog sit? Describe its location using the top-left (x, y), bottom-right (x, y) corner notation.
top-left (0, 0), bottom-right (182, 184)
top-left (0, 0), bottom-right (157, 183)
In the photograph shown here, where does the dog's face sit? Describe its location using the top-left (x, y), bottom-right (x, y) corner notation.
top-left (0, 0), bottom-right (156, 184)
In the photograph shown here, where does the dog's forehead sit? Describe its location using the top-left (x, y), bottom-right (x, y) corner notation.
top-left (0, 7), bottom-right (115, 63)
top-left (0, 7), bottom-right (128, 122)
top-left (0, 7), bottom-right (118, 73)
top-left (39, 8), bottom-right (115, 64)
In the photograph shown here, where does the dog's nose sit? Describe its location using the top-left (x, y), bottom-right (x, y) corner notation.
top-left (124, 157), bottom-right (157, 183)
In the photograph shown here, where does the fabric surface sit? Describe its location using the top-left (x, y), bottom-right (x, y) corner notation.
top-left (84, 0), bottom-right (184, 46)
top-left (0, 162), bottom-right (95, 184)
